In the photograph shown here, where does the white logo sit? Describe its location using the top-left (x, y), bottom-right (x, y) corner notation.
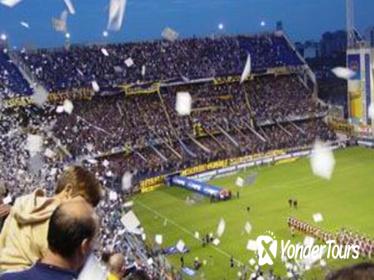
top-left (256, 233), bottom-right (278, 266)
top-left (248, 233), bottom-right (360, 266)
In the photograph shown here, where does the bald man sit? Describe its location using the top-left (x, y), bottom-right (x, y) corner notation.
top-left (107, 253), bottom-right (126, 280)
top-left (0, 199), bottom-right (99, 280)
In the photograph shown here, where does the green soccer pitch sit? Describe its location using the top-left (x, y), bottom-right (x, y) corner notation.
top-left (133, 147), bottom-right (374, 279)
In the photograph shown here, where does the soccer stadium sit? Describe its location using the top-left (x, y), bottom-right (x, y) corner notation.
top-left (0, 0), bottom-right (374, 279)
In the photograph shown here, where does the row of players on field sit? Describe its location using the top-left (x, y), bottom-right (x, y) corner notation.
top-left (288, 217), bottom-right (374, 258)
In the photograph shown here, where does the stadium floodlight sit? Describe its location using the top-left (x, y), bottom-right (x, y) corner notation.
top-left (260, 21), bottom-right (266, 27)
top-left (0, 33), bottom-right (7, 41)
top-left (218, 23), bottom-right (224, 30)
top-left (65, 32), bottom-right (70, 39)
top-left (102, 30), bottom-right (109, 37)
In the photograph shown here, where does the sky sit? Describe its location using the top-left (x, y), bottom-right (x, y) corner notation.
top-left (0, 0), bottom-right (373, 49)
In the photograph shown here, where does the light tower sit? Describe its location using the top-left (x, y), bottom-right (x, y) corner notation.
top-left (346, 0), bottom-right (356, 49)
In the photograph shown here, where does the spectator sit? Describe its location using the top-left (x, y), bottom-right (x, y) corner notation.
top-left (0, 199), bottom-right (99, 280)
top-left (0, 181), bottom-right (11, 232)
top-left (107, 253), bottom-right (126, 280)
top-left (0, 166), bottom-right (102, 271)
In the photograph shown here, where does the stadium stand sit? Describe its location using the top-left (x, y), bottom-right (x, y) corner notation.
top-left (0, 32), bottom-right (336, 279)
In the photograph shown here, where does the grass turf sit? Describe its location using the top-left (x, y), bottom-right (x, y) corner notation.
top-left (133, 147), bottom-right (374, 279)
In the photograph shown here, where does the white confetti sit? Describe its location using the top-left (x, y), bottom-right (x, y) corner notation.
top-left (120, 210), bottom-right (140, 233)
top-left (142, 233), bottom-right (146, 240)
top-left (102, 30), bottom-right (109, 37)
top-left (244, 221), bottom-right (252, 234)
top-left (31, 85), bottom-right (49, 106)
top-left (176, 92), bottom-right (192, 116)
top-left (240, 53), bottom-right (251, 84)
top-left (310, 140), bottom-right (335, 180)
top-left (91, 81), bottom-right (100, 92)
top-left (0, 0), bottom-right (22, 7)
top-left (313, 213), bottom-right (324, 223)
top-left (109, 190), bottom-right (118, 201)
top-left (246, 240), bottom-right (257, 251)
top-left (212, 238), bottom-right (220, 246)
top-left (161, 27), bottom-right (179, 42)
top-left (235, 177), bottom-right (244, 187)
top-left (121, 171), bottom-right (132, 191)
top-left (3, 195), bottom-right (12, 205)
top-left (107, 0), bottom-right (126, 31)
top-left (176, 240), bottom-right (185, 252)
top-left (155, 234), bottom-right (163, 245)
top-left (123, 200), bottom-right (134, 208)
top-left (249, 258), bottom-right (256, 266)
top-left (20, 21), bottom-right (30, 29)
top-left (63, 99), bottom-right (74, 114)
top-left (44, 148), bottom-right (56, 159)
top-left (332, 67), bottom-right (356, 80)
top-left (303, 236), bottom-right (315, 247)
top-left (320, 259), bottom-right (327, 267)
top-left (63, 0), bottom-right (75, 15)
top-left (194, 231), bottom-right (200, 239)
top-left (56, 106), bottom-right (64, 113)
top-left (52, 10), bottom-right (68, 33)
top-left (369, 103), bottom-right (374, 120)
top-left (125, 57), bottom-right (134, 67)
top-left (147, 258), bottom-right (153, 265)
top-left (102, 159), bottom-right (110, 167)
top-left (26, 134), bottom-right (43, 156)
top-left (216, 218), bottom-right (225, 237)
top-left (101, 48), bottom-right (109, 57)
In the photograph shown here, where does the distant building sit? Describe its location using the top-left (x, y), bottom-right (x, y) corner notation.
top-left (276, 21), bottom-right (283, 32)
top-left (365, 26), bottom-right (374, 47)
top-left (320, 30), bottom-right (347, 57)
top-left (294, 41), bottom-right (319, 59)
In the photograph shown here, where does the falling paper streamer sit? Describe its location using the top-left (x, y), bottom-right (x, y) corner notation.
top-left (125, 57), bottom-right (134, 67)
top-left (331, 67), bottom-right (356, 80)
top-left (3, 195), bottom-right (12, 205)
top-left (63, 0), bottom-right (75, 15)
top-left (141, 233), bottom-right (146, 240)
top-left (176, 92), bottom-right (192, 116)
top-left (235, 177), bottom-right (244, 187)
top-left (141, 65), bottom-right (146, 76)
top-left (313, 213), bottom-right (324, 223)
top-left (161, 27), bottom-right (179, 42)
top-left (101, 48), bottom-right (109, 57)
top-left (121, 171), bottom-right (132, 191)
top-left (216, 218), bottom-right (225, 237)
top-left (369, 103), bottom-right (374, 120)
top-left (91, 81), bottom-right (100, 92)
top-left (244, 221), bottom-right (252, 234)
top-left (176, 240), bottom-right (185, 252)
top-left (240, 53), bottom-right (251, 84)
top-left (0, 0), bottom-right (22, 7)
top-left (63, 99), bottom-right (74, 114)
top-left (107, 0), bottom-right (127, 31)
top-left (212, 238), bottom-right (220, 246)
top-left (310, 140), bottom-right (336, 180)
top-left (20, 21), bottom-right (29, 29)
top-left (155, 234), bottom-right (163, 245)
top-left (246, 240), bottom-right (257, 251)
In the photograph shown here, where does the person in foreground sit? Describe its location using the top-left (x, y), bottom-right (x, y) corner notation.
top-left (0, 166), bottom-right (102, 271)
top-left (326, 262), bottom-right (374, 280)
top-left (107, 253), bottom-right (126, 280)
top-left (0, 199), bottom-right (99, 280)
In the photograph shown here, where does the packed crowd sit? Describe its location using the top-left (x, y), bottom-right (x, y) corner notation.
top-left (0, 51), bottom-right (32, 98)
top-left (16, 33), bottom-right (303, 92)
